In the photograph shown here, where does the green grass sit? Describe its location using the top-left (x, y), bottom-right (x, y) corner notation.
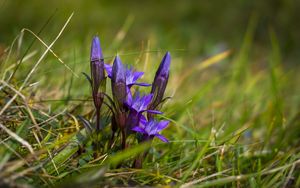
top-left (0, 13), bottom-right (300, 188)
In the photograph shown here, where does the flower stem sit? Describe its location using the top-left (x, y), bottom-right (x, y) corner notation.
top-left (96, 108), bottom-right (101, 132)
top-left (121, 129), bottom-right (126, 149)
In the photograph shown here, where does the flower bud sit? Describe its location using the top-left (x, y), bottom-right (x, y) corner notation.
top-left (90, 36), bottom-right (105, 109)
top-left (111, 56), bottom-right (126, 109)
top-left (149, 52), bottom-right (171, 110)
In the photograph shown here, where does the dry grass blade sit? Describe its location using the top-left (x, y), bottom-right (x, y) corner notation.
top-left (180, 169), bottom-right (231, 188)
top-left (0, 13), bottom-right (74, 116)
top-left (28, 110), bottom-right (66, 129)
top-left (0, 79), bottom-right (42, 139)
top-left (189, 159), bottom-right (300, 187)
top-left (0, 123), bottom-right (34, 154)
top-left (21, 28), bottom-right (78, 78)
top-left (0, 13), bottom-right (74, 181)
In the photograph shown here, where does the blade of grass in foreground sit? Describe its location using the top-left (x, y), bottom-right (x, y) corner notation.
top-left (0, 120), bottom-right (30, 170)
top-left (44, 129), bottom-right (88, 174)
top-left (54, 141), bottom-right (151, 187)
top-left (181, 126), bottom-right (216, 183)
top-left (181, 158), bottom-right (300, 187)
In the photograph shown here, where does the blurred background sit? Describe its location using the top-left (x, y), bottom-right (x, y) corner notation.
top-left (0, 0), bottom-right (299, 61)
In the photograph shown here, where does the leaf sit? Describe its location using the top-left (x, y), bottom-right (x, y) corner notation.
top-left (77, 116), bottom-right (93, 137)
top-left (0, 120), bottom-right (30, 170)
top-left (82, 72), bottom-right (92, 86)
top-left (44, 129), bottom-right (88, 174)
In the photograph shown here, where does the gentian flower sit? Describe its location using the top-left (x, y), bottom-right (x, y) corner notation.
top-left (105, 59), bottom-right (150, 111)
top-left (148, 52), bottom-right (171, 111)
top-left (105, 63), bottom-right (150, 89)
top-left (125, 67), bottom-right (151, 88)
top-left (125, 92), bottom-right (161, 131)
top-left (126, 93), bottom-right (161, 114)
top-left (132, 119), bottom-right (170, 142)
top-left (90, 36), bottom-right (106, 131)
top-left (85, 35), bottom-right (172, 158)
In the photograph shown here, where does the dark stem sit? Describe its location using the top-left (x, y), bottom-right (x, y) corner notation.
top-left (96, 108), bottom-right (101, 132)
top-left (133, 135), bottom-right (151, 168)
top-left (133, 155), bottom-right (143, 168)
top-left (121, 129), bottom-right (126, 149)
top-left (133, 149), bottom-right (150, 168)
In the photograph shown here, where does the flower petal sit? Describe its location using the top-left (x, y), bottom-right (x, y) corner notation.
top-left (130, 93), bottom-right (152, 112)
top-left (149, 52), bottom-right (171, 110)
top-left (126, 87), bottom-right (132, 105)
top-left (143, 94), bottom-right (153, 105)
top-left (146, 110), bottom-right (163, 114)
top-left (154, 134), bottom-right (169, 142)
top-left (156, 52), bottom-right (171, 78)
top-left (157, 120), bottom-right (169, 131)
top-left (90, 37), bottom-right (103, 62)
top-left (132, 71), bottom-right (144, 82)
top-left (104, 63), bottom-right (112, 78)
top-left (132, 126), bottom-right (146, 134)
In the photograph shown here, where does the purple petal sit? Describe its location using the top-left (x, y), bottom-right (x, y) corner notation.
top-left (112, 56), bottom-right (126, 83)
top-left (143, 93), bottom-right (153, 105)
top-left (104, 63), bottom-right (112, 78)
top-left (132, 71), bottom-right (144, 82)
top-left (157, 52), bottom-right (171, 78)
top-left (144, 120), bottom-right (155, 134)
top-left (126, 87), bottom-right (132, 105)
top-left (125, 68), bottom-right (135, 85)
top-left (148, 120), bottom-right (165, 135)
top-left (90, 36), bottom-right (103, 62)
top-left (154, 134), bottom-right (169, 142)
top-left (149, 52), bottom-right (171, 110)
top-left (132, 126), bottom-right (146, 134)
top-left (90, 36), bottom-right (105, 102)
top-left (157, 120), bottom-right (169, 131)
top-left (139, 115), bottom-right (147, 127)
top-left (130, 93), bottom-right (152, 112)
top-left (146, 110), bottom-right (163, 114)
top-left (125, 68), bottom-right (148, 87)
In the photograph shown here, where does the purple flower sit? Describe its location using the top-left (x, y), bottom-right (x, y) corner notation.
top-left (90, 36), bottom-right (106, 131)
top-left (125, 93), bottom-right (161, 132)
top-left (149, 52), bottom-right (171, 111)
top-left (90, 36), bottom-right (105, 109)
top-left (111, 56), bottom-right (126, 109)
top-left (105, 63), bottom-right (150, 88)
top-left (126, 93), bottom-right (161, 114)
top-left (125, 67), bottom-right (150, 88)
top-left (132, 119), bottom-right (170, 142)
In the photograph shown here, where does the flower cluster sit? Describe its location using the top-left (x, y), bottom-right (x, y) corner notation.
top-left (82, 36), bottom-right (171, 152)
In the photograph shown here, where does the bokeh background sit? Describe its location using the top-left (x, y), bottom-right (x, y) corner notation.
top-left (1, 0), bottom-right (300, 61)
